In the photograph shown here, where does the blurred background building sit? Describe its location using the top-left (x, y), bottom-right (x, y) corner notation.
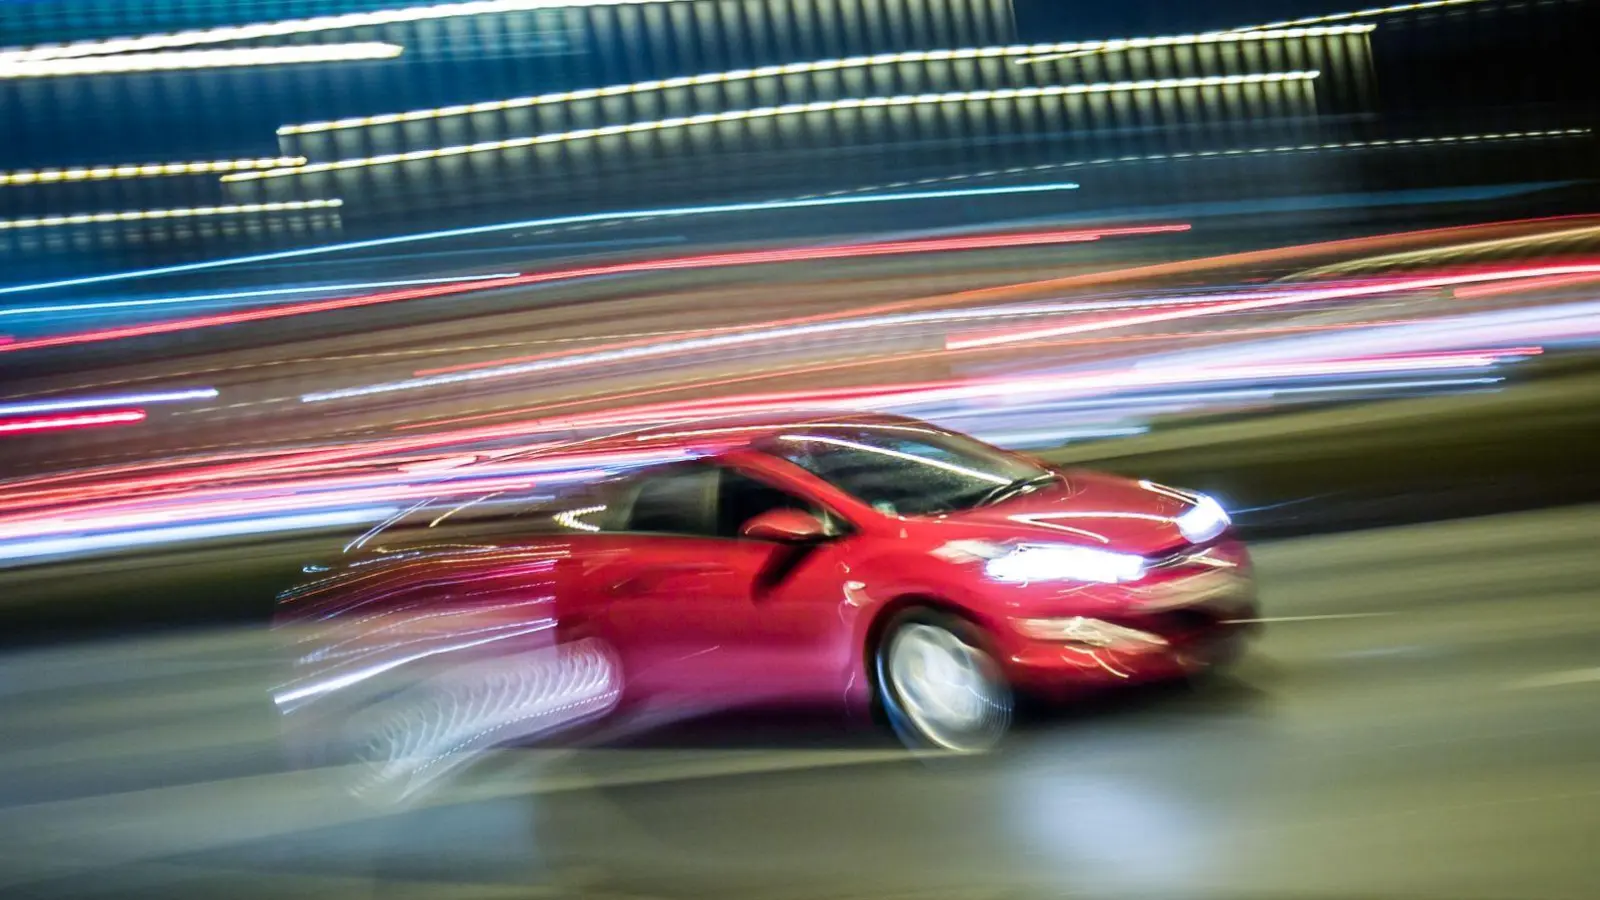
top-left (2, 0), bottom-right (1596, 279)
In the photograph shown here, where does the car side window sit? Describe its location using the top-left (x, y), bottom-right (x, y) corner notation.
top-left (617, 461), bottom-right (838, 539)
top-left (715, 467), bottom-right (833, 538)
top-left (625, 463), bottom-right (718, 536)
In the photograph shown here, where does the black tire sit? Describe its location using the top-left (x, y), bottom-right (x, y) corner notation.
top-left (873, 607), bottom-right (1013, 754)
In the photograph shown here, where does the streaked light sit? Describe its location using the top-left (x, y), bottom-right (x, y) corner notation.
top-left (302, 227), bottom-right (1199, 402)
top-left (0, 507), bottom-right (396, 565)
top-left (0, 199), bottom-right (342, 231)
top-left (282, 30), bottom-right (1364, 135)
top-left (1231, 0), bottom-right (1492, 33)
top-left (0, 182), bottom-right (1081, 299)
top-left (0, 44), bottom-right (403, 78)
top-left (0, 388), bottom-right (217, 417)
top-left (947, 263), bottom-right (1600, 350)
top-left (1014, 616), bottom-right (1167, 645)
top-left (0, 1), bottom-right (693, 63)
top-left (553, 504), bottom-right (606, 532)
top-left (407, 239), bottom-right (1195, 382)
top-left (234, 72), bottom-right (1321, 182)
top-left (1016, 24), bottom-right (1372, 65)
top-left (0, 409), bottom-right (146, 436)
top-left (813, 130), bottom-right (1591, 201)
top-left (0, 274), bottom-right (519, 319)
top-left (272, 619), bottom-right (556, 706)
top-left (0, 157), bottom-right (306, 187)
top-left (2, 217), bottom-right (1104, 356)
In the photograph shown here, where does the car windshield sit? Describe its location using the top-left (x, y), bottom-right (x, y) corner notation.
top-left (758, 424), bottom-right (1049, 515)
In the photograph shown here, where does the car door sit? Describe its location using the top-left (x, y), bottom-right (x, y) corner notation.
top-left (578, 459), bottom-right (853, 713)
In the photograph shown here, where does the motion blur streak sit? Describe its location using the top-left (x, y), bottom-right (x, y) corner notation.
top-left (1235, 0), bottom-right (1494, 32)
top-left (0, 182), bottom-right (1082, 297)
top-left (0, 409), bottom-right (146, 436)
top-left (410, 262), bottom-right (1204, 380)
top-left (892, 216), bottom-right (1600, 321)
top-left (282, 26), bottom-right (1366, 134)
top-left (0, 276), bottom-right (520, 321)
top-left (0, 389), bottom-right (218, 417)
top-left (0, 469), bottom-right (600, 542)
top-left (0, 0), bottom-right (699, 61)
top-left (1453, 271), bottom-right (1600, 299)
top-left (948, 262), bottom-right (1600, 350)
top-left (0, 44), bottom-right (404, 78)
top-left (231, 74), bottom-right (1316, 181)
top-left (0, 508), bottom-right (398, 564)
top-left (376, 349), bottom-right (1528, 437)
top-left (0, 223), bottom-right (1143, 355)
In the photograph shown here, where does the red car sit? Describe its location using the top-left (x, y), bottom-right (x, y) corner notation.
top-left (276, 412), bottom-right (1255, 790)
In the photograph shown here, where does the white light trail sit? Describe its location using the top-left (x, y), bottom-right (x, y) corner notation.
top-left (0, 1), bottom-right (688, 62)
top-left (0, 507), bottom-right (398, 565)
top-left (235, 72), bottom-right (1321, 182)
top-left (0, 44), bottom-right (403, 78)
top-left (0, 199), bottom-right (342, 230)
top-left (282, 28), bottom-right (1365, 135)
top-left (0, 182), bottom-right (1081, 298)
top-left (0, 157), bottom-right (306, 186)
top-left (0, 388), bottom-right (219, 417)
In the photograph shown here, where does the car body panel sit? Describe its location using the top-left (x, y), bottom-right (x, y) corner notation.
top-left (274, 411), bottom-right (1259, 747)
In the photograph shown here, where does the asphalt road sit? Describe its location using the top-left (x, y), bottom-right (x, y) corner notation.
top-left (1, 504), bottom-right (1596, 900)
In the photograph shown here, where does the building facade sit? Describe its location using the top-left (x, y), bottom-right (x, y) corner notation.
top-left (2, 0), bottom-right (1592, 272)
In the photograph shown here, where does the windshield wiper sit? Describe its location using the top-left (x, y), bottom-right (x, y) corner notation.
top-left (974, 472), bottom-right (1059, 507)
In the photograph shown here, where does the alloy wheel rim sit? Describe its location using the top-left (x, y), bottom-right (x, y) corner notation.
top-left (887, 623), bottom-right (1007, 751)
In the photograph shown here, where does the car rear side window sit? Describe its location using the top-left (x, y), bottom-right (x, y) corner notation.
top-left (715, 468), bottom-right (834, 538)
top-left (620, 461), bottom-right (834, 539)
top-left (626, 463), bottom-right (717, 535)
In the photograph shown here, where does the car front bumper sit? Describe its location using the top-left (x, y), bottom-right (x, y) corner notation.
top-left (998, 567), bottom-right (1259, 695)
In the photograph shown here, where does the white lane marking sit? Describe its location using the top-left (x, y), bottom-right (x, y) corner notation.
top-left (1224, 612), bottom-right (1397, 624)
top-left (1509, 667), bottom-right (1600, 689)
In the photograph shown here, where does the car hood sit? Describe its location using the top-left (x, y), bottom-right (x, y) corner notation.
top-left (934, 469), bottom-right (1199, 556)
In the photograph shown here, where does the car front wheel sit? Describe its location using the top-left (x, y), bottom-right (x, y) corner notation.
top-left (876, 609), bottom-right (1012, 754)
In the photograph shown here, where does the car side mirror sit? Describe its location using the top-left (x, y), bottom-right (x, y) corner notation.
top-left (740, 509), bottom-right (827, 543)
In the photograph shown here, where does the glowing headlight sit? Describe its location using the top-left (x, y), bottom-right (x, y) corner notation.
top-left (1175, 493), bottom-right (1231, 543)
top-left (1015, 616), bottom-right (1169, 648)
top-left (936, 541), bottom-right (1147, 584)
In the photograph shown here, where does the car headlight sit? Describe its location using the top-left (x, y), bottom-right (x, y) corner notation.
top-left (1175, 493), bottom-right (1231, 543)
top-left (1014, 616), bottom-right (1169, 648)
top-left (935, 540), bottom-right (1147, 584)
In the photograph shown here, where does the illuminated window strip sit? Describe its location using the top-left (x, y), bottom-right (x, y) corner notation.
top-left (279, 26), bottom-right (1368, 136)
top-left (0, 199), bottom-right (343, 230)
top-left (0, 43), bottom-right (402, 78)
top-left (785, 129), bottom-right (1593, 202)
top-left (1230, 0), bottom-right (1493, 32)
top-left (236, 72), bottom-right (1321, 183)
top-left (0, 0), bottom-right (691, 63)
top-left (0, 157), bottom-right (306, 187)
top-left (1014, 24), bottom-right (1373, 66)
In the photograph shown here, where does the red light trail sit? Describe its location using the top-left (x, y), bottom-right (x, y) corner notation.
top-left (0, 409), bottom-right (147, 436)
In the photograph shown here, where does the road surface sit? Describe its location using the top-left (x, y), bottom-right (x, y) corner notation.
top-left (0, 504), bottom-right (1596, 899)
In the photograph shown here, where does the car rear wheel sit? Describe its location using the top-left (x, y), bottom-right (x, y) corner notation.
top-left (875, 610), bottom-right (1012, 754)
